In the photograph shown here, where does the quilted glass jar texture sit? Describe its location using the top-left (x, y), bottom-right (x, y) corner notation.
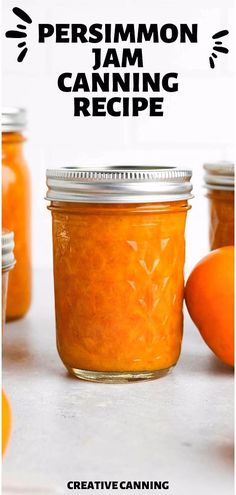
top-left (46, 167), bottom-right (192, 382)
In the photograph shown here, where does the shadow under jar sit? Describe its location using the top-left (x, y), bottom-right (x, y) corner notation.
top-left (46, 166), bottom-right (193, 383)
top-left (2, 230), bottom-right (15, 329)
top-left (204, 161), bottom-right (234, 251)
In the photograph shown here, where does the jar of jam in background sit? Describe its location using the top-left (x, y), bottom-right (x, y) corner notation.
top-left (2, 230), bottom-right (15, 328)
top-left (204, 161), bottom-right (234, 251)
top-left (46, 166), bottom-right (193, 383)
top-left (2, 108), bottom-right (32, 320)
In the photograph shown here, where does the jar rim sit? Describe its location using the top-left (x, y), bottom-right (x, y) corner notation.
top-left (2, 230), bottom-right (16, 271)
top-left (46, 166), bottom-right (193, 204)
top-left (2, 107), bottom-right (27, 133)
top-left (204, 161), bottom-right (234, 190)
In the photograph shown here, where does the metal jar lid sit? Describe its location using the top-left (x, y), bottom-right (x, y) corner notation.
top-left (2, 107), bottom-right (26, 133)
top-left (204, 161), bottom-right (234, 191)
top-left (46, 166), bottom-right (193, 204)
top-left (2, 230), bottom-right (16, 272)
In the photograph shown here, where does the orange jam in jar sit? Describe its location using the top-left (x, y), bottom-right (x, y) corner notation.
top-left (2, 230), bottom-right (15, 328)
top-left (46, 167), bottom-right (192, 382)
top-left (2, 108), bottom-right (32, 320)
top-left (204, 162), bottom-right (234, 250)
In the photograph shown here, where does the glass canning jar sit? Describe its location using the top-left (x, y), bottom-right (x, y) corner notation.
top-left (2, 230), bottom-right (15, 328)
top-left (46, 166), bottom-right (193, 383)
top-left (204, 162), bottom-right (234, 250)
top-left (2, 108), bottom-right (32, 320)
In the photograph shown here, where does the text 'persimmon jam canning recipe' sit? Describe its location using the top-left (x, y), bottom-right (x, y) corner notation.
top-left (46, 167), bottom-right (193, 382)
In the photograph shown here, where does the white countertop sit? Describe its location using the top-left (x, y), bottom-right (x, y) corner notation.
top-left (2, 269), bottom-right (234, 495)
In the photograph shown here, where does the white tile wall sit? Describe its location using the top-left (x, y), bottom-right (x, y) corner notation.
top-left (2, 0), bottom-right (235, 272)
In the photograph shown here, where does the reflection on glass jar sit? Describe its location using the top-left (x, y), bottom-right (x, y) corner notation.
top-left (2, 230), bottom-right (15, 328)
top-left (46, 167), bottom-right (193, 383)
top-left (2, 108), bottom-right (32, 320)
top-left (204, 162), bottom-right (234, 251)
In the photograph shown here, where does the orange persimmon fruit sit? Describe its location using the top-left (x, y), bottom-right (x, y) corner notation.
top-left (185, 246), bottom-right (234, 367)
top-left (2, 389), bottom-right (11, 455)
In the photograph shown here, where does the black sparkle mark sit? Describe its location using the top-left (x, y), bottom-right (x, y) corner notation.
top-left (212, 29), bottom-right (229, 39)
top-left (17, 47), bottom-right (28, 62)
top-left (5, 30), bottom-right (27, 38)
top-left (209, 56), bottom-right (215, 69)
top-left (12, 7), bottom-right (32, 24)
top-left (213, 46), bottom-right (229, 54)
top-left (5, 7), bottom-right (32, 62)
top-left (209, 29), bottom-right (229, 68)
